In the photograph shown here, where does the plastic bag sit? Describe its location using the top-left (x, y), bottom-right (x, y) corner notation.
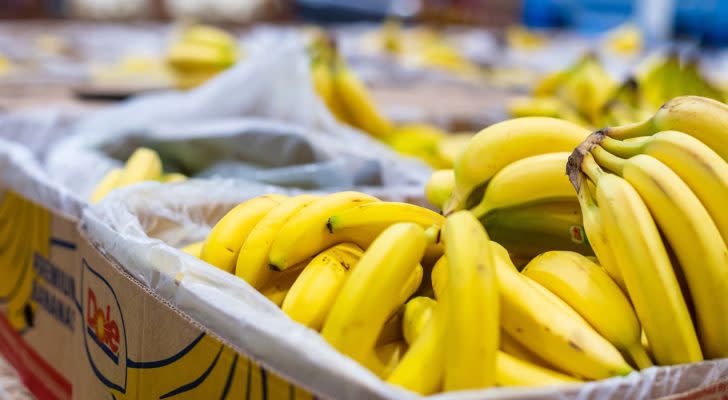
top-left (47, 32), bottom-right (430, 202)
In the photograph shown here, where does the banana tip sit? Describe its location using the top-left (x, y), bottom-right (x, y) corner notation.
top-left (268, 263), bottom-right (282, 272)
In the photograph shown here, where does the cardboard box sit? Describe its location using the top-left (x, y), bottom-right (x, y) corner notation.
top-left (0, 189), bottom-right (313, 399)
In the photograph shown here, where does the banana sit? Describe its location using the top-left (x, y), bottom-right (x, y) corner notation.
top-left (522, 251), bottom-right (653, 369)
top-left (166, 41), bottom-right (236, 71)
top-left (311, 56), bottom-right (351, 123)
top-left (499, 330), bottom-right (552, 368)
top-left (260, 265), bottom-right (304, 307)
top-left (402, 296), bottom-right (436, 345)
top-left (469, 152), bottom-right (575, 218)
top-left (601, 130), bottom-right (728, 246)
top-left (604, 96), bottom-right (728, 161)
top-left (437, 133), bottom-right (473, 168)
top-left (492, 240), bottom-right (632, 379)
top-left (592, 147), bottom-right (728, 358)
top-left (327, 201), bottom-right (444, 232)
top-left (281, 242), bottom-right (363, 330)
top-left (575, 153), bottom-right (702, 364)
top-left (181, 25), bottom-right (237, 50)
top-left (385, 123), bottom-right (447, 168)
top-left (321, 223), bottom-right (426, 365)
top-left (331, 59), bottom-right (394, 138)
top-left (391, 295), bottom-right (579, 393)
top-left (430, 255), bottom-right (446, 299)
top-left (481, 201), bottom-right (593, 260)
top-left (425, 169), bottom-right (455, 210)
top-left (117, 147), bottom-right (163, 188)
top-left (201, 194), bottom-right (286, 273)
top-left (496, 352), bottom-right (582, 387)
top-left (372, 341), bottom-right (408, 378)
top-left (268, 192), bottom-right (379, 271)
top-left (90, 168), bottom-right (122, 203)
top-left (387, 298), bottom-right (445, 395)
top-left (446, 117), bottom-right (589, 214)
top-left (236, 195), bottom-right (318, 289)
top-left (574, 178), bottom-right (624, 289)
top-left (442, 211), bottom-right (498, 390)
top-left (162, 173), bottom-right (187, 183)
top-left (378, 307), bottom-right (404, 345)
top-left (180, 241), bottom-right (204, 258)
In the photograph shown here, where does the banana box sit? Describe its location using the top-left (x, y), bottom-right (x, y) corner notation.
top-left (74, 232), bottom-right (312, 400)
top-left (80, 179), bottom-right (728, 400)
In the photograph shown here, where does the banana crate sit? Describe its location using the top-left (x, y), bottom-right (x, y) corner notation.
top-left (76, 178), bottom-right (728, 400)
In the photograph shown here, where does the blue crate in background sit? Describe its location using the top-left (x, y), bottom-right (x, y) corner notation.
top-left (523, 0), bottom-right (728, 46)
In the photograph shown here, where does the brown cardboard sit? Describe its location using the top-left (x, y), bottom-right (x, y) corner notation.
top-left (0, 192), bottom-right (77, 400)
top-left (74, 227), bottom-right (313, 400)
top-left (0, 190), bottom-right (313, 400)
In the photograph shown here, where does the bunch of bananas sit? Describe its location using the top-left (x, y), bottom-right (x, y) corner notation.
top-left (369, 19), bottom-right (482, 78)
top-left (183, 191), bottom-right (650, 394)
top-left (165, 25), bottom-right (240, 89)
top-left (309, 33), bottom-right (473, 168)
top-left (428, 117), bottom-right (594, 262)
top-left (567, 95), bottom-right (728, 363)
top-left (511, 53), bottom-right (726, 128)
top-left (90, 147), bottom-right (186, 203)
top-left (508, 54), bottom-right (617, 128)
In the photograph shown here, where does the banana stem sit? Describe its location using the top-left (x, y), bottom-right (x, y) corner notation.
top-left (625, 344), bottom-right (654, 370)
top-left (592, 146), bottom-right (626, 175)
top-left (605, 119), bottom-right (653, 140)
top-left (601, 136), bottom-right (649, 159)
top-left (580, 153), bottom-right (606, 184)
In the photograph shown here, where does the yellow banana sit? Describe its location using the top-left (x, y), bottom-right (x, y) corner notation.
top-left (321, 223), bottom-right (426, 366)
top-left (593, 146), bottom-right (728, 358)
top-left (387, 298), bottom-right (445, 395)
top-left (281, 242), bottom-right (363, 330)
top-left (469, 152), bottom-right (576, 218)
top-left (442, 211), bottom-right (498, 390)
top-left (372, 341), bottom-right (408, 379)
top-left (181, 25), bottom-right (237, 50)
top-left (327, 201), bottom-right (444, 232)
top-left (391, 295), bottom-right (579, 393)
top-left (117, 147), bottom-right (163, 188)
top-left (268, 192), bottom-right (379, 271)
top-left (496, 352), bottom-right (581, 387)
top-left (90, 168), bottom-right (122, 203)
top-left (446, 117), bottom-right (589, 214)
top-left (522, 251), bottom-right (653, 369)
top-left (311, 57), bottom-right (351, 123)
top-left (201, 194), bottom-right (286, 273)
top-left (430, 255), bottom-right (446, 300)
top-left (260, 265), bottom-right (304, 307)
top-left (492, 240), bottom-right (632, 379)
top-left (601, 130), bottom-right (728, 247)
top-left (605, 96), bottom-right (728, 161)
top-left (236, 195), bottom-right (318, 289)
top-left (402, 296), bottom-right (436, 345)
top-left (437, 133), bottom-right (473, 168)
top-left (575, 178), bottom-right (624, 289)
top-left (162, 173), bottom-right (187, 183)
top-left (180, 241), bottom-right (204, 258)
top-left (481, 201), bottom-right (593, 260)
top-left (331, 60), bottom-right (394, 138)
top-left (499, 330), bottom-right (553, 368)
top-left (425, 169), bottom-right (455, 211)
top-left (576, 154), bottom-right (702, 364)
top-left (378, 307), bottom-right (404, 346)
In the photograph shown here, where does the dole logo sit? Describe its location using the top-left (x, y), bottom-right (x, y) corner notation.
top-left (82, 260), bottom-right (127, 392)
top-left (87, 288), bottom-right (120, 356)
